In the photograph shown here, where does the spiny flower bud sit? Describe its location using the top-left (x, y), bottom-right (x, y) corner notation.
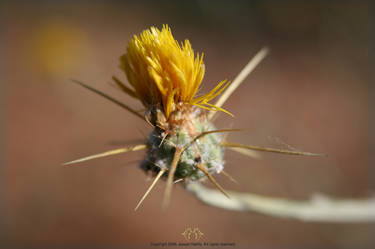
top-left (118, 26), bottom-right (230, 185)
top-left (141, 107), bottom-right (224, 182)
top-left (64, 25), bottom-right (321, 211)
top-left (117, 25), bottom-right (232, 207)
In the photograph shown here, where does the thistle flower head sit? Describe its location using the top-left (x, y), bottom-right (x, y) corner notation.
top-left (119, 25), bottom-right (229, 119)
top-left (66, 26), bottom-right (294, 211)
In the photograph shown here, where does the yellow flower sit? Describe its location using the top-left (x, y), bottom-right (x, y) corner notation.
top-left (66, 28), bottom-right (324, 212)
top-left (117, 25), bottom-right (230, 119)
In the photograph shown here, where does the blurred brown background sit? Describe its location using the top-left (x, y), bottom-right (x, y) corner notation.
top-left (3, 1), bottom-right (373, 248)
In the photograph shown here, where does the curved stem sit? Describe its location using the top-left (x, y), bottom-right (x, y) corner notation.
top-left (186, 182), bottom-right (375, 223)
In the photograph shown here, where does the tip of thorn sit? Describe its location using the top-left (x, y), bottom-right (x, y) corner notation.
top-left (310, 152), bottom-right (327, 157)
top-left (61, 161), bottom-right (77, 166)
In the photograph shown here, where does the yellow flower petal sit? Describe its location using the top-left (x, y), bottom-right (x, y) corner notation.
top-left (117, 25), bottom-right (231, 119)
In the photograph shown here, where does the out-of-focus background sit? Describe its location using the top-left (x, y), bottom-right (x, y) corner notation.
top-left (3, 1), bottom-right (373, 248)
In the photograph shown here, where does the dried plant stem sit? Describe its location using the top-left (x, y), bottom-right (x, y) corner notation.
top-left (63, 144), bottom-right (146, 165)
top-left (186, 182), bottom-right (375, 223)
top-left (209, 47), bottom-right (269, 120)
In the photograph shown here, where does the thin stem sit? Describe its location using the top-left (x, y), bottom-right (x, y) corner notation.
top-left (186, 182), bottom-right (375, 223)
